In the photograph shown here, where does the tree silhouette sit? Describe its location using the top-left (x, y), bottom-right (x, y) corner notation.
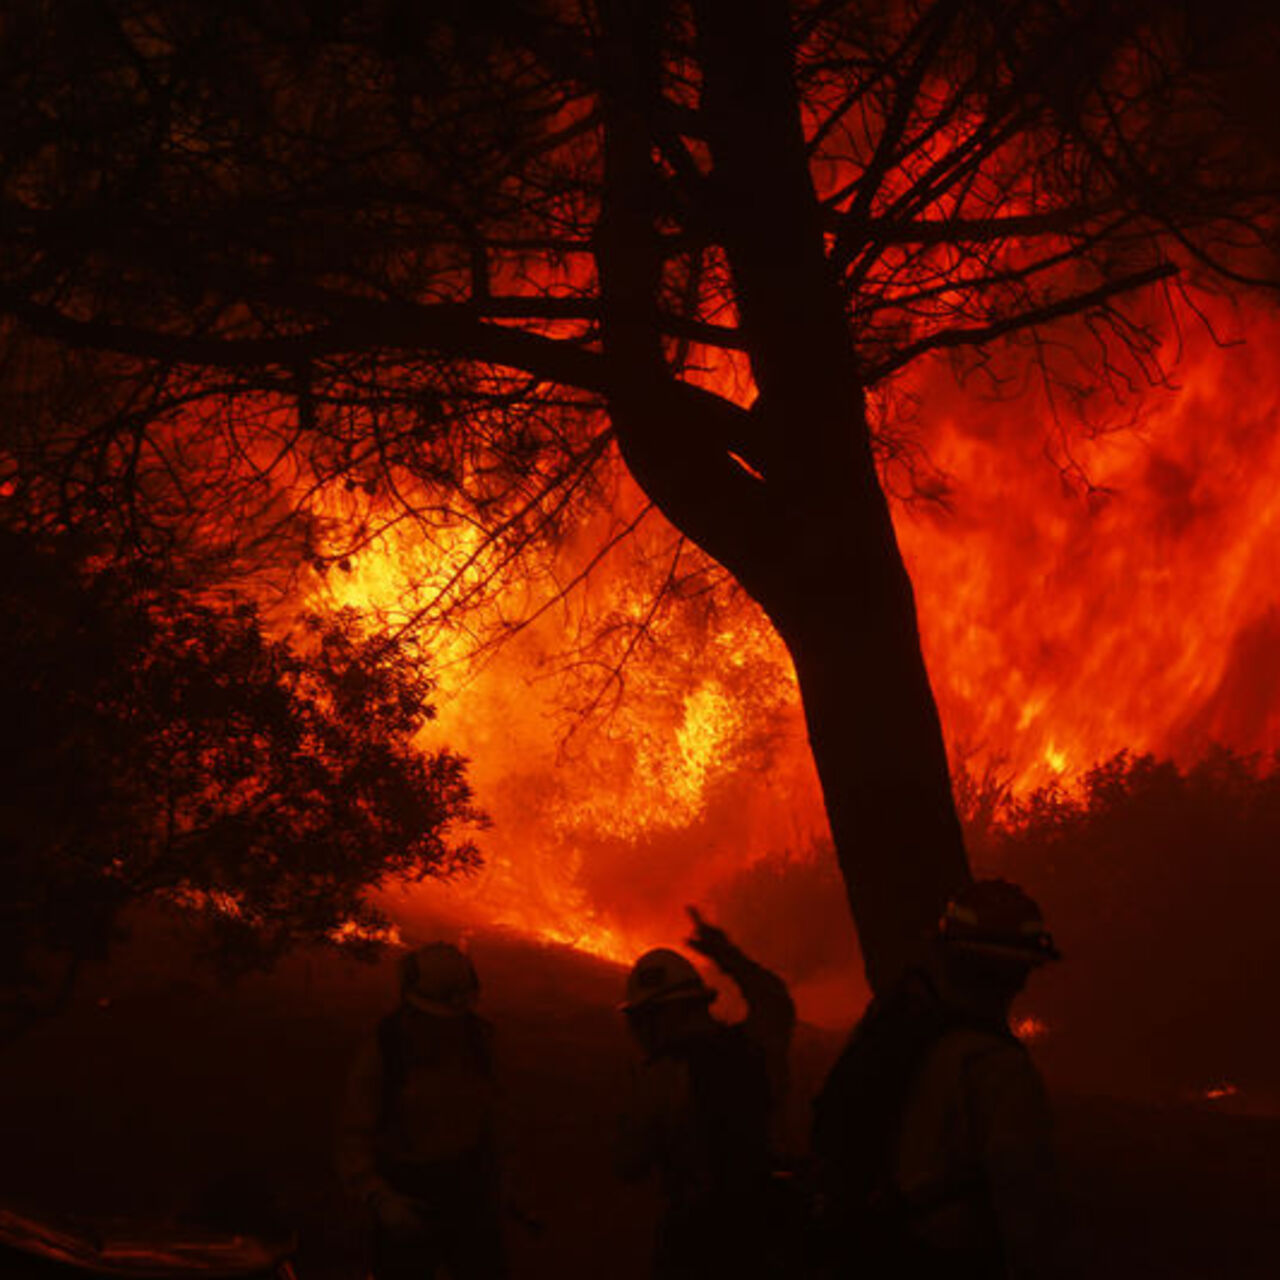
top-left (981, 748), bottom-right (1280, 1098)
top-left (0, 525), bottom-right (481, 1044)
top-left (0, 0), bottom-right (1275, 989)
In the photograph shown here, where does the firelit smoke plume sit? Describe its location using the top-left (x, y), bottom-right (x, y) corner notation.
top-left (903, 297), bottom-right (1280, 788)
top-left (316, 294), bottom-right (1280, 1017)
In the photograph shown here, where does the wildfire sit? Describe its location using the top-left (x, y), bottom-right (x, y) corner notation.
top-left (900, 299), bottom-right (1280, 789)
top-left (304, 295), bottom-right (1280, 1008)
top-left (330, 919), bottom-right (404, 948)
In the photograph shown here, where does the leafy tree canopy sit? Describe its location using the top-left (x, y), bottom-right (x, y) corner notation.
top-left (0, 524), bottom-right (482, 1041)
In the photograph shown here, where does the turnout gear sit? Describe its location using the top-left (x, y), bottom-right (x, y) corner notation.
top-left (374, 1004), bottom-right (496, 1167)
top-left (619, 912), bottom-right (796, 1279)
top-left (811, 882), bottom-right (1069, 1280)
top-left (338, 944), bottom-right (507, 1280)
top-left (367, 1145), bottom-right (507, 1280)
top-left (811, 972), bottom-right (1019, 1275)
top-left (623, 1022), bottom-right (774, 1211)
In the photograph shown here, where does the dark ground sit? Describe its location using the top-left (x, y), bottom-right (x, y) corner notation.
top-left (0, 918), bottom-right (1276, 1279)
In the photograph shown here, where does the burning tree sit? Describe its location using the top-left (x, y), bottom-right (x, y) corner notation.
top-left (0, 1), bottom-right (1275, 990)
top-left (0, 526), bottom-right (481, 1044)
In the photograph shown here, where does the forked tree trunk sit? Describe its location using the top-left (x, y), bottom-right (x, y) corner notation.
top-left (596, 0), bottom-right (972, 994)
top-left (761, 482), bottom-right (971, 993)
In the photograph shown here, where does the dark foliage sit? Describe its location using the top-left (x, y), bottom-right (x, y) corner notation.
top-left (715, 748), bottom-right (1280, 1097)
top-left (985, 749), bottom-right (1280, 1098)
top-left (0, 526), bottom-right (482, 1042)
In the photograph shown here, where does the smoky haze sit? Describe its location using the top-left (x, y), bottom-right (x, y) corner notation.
top-left (342, 295), bottom-right (1280, 1054)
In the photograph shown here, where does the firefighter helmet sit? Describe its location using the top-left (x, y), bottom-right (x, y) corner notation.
top-left (939, 880), bottom-right (1061, 964)
top-left (621, 948), bottom-right (716, 1013)
top-left (400, 942), bottom-right (480, 1015)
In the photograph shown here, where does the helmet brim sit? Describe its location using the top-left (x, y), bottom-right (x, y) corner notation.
top-left (945, 936), bottom-right (1062, 965)
top-left (405, 991), bottom-right (476, 1016)
top-left (619, 984), bottom-right (717, 1014)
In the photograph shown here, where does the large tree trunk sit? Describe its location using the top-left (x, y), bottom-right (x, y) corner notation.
top-left (763, 493), bottom-right (970, 993)
top-left (596, 0), bottom-right (971, 994)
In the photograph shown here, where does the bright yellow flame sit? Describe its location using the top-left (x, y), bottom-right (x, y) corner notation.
top-left (291, 295), bottom-right (1280, 974)
top-left (331, 919), bottom-right (403, 947)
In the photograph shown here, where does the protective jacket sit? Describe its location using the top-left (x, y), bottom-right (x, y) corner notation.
top-left (337, 1006), bottom-right (507, 1280)
top-left (338, 1006), bottom-right (497, 1203)
top-left (812, 972), bottom-right (1065, 1280)
top-left (619, 946), bottom-right (795, 1279)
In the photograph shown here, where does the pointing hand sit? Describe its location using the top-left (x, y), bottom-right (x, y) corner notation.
top-left (685, 905), bottom-right (732, 960)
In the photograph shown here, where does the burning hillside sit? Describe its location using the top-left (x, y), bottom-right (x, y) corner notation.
top-left (3, 0), bottom-right (1277, 1035)
top-left (309, 293), bottom-right (1280, 1014)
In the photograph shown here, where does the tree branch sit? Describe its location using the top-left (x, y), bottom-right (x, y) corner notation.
top-left (863, 261), bottom-right (1181, 383)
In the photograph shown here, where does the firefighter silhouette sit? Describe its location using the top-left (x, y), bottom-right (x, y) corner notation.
top-left (812, 880), bottom-right (1071, 1280)
top-left (618, 907), bottom-right (796, 1279)
top-left (338, 942), bottom-right (507, 1280)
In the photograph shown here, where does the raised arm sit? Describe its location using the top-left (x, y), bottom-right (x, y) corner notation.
top-left (685, 906), bottom-right (796, 1088)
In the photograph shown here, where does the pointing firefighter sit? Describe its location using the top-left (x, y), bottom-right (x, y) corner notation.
top-left (337, 941), bottom-right (508, 1280)
top-left (812, 879), bottom-right (1071, 1279)
top-left (617, 906), bottom-right (796, 1279)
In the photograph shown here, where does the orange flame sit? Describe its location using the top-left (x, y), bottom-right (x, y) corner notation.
top-left (1012, 1015), bottom-right (1050, 1043)
top-left (306, 295), bottom-right (1280, 1013)
top-left (1203, 1083), bottom-right (1240, 1101)
top-left (902, 300), bottom-right (1280, 788)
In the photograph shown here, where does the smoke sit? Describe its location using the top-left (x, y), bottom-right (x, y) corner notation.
top-left (688, 839), bottom-right (860, 981)
top-left (899, 295), bottom-right (1280, 786)
top-left (311, 290), bottom-right (1280, 1044)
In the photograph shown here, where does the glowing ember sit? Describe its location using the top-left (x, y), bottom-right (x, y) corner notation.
top-left (330, 920), bottom-right (403, 947)
top-left (1203, 1083), bottom-right (1240, 1101)
top-left (1012, 1015), bottom-right (1050, 1043)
